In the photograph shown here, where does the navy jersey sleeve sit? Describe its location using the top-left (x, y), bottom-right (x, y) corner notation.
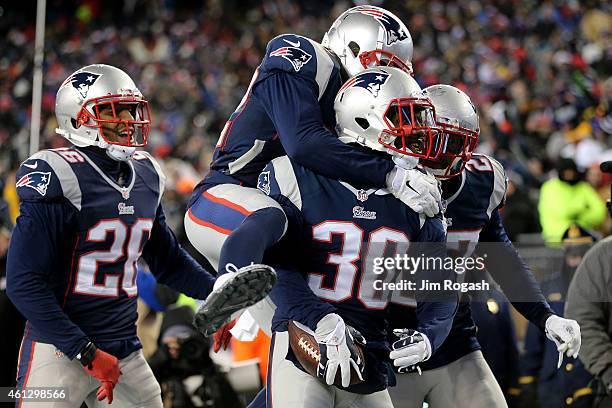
top-left (412, 216), bottom-right (458, 353)
top-left (478, 209), bottom-right (553, 329)
top-left (255, 35), bottom-right (394, 188)
top-left (7, 157), bottom-right (89, 358)
top-left (142, 205), bottom-right (216, 299)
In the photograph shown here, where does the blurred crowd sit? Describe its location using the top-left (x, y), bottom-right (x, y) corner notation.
top-left (0, 0), bottom-right (610, 236)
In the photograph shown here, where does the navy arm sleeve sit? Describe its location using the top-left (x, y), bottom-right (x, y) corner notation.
top-left (412, 216), bottom-right (459, 353)
top-left (6, 201), bottom-right (89, 359)
top-left (270, 267), bottom-right (336, 332)
top-left (142, 205), bottom-right (216, 300)
top-left (256, 72), bottom-right (394, 188)
top-left (478, 209), bottom-right (554, 330)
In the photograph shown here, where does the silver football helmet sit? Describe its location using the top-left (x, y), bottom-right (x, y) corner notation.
top-left (421, 85), bottom-right (479, 178)
top-left (335, 66), bottom-right (441, 160)
top-left (323, 5), bottom-right (413, 76)
top-left (55, 64), bottom-right (151, 161)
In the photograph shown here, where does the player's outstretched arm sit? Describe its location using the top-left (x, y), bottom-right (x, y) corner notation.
top-left (480, 210), bottom-right (581, 363)
top-left (142, 205), bottom-right (216, 299)
top-left (479, 209), bottom-right (554, 327)
top-left (256, 72), bottom-right (394, 189)
top-left (6, 201), bottom-right (90, 359)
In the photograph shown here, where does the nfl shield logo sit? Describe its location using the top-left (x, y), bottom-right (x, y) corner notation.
top-left (357, 189), bottom-right (368, 202)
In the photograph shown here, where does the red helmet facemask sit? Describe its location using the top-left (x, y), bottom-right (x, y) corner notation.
top-left (420, 121), bottom-right (479, 179)
top-left (360, 50), bottom-right (412, 74)
top-left (76, 94), bottom-right (152, 147)
top-left (378, 98), bottom-right (443, 160)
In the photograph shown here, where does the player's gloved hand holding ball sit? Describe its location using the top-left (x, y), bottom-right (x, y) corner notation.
top-left (314, 313), bottom-right (366, 387)
top-left (544, 314), bottom-right (581, 368)
top-left (390, 329), bottom-right (431, 374)
top-left (77, 342), bottom-right (122, 404)
top-left (386, 165), bottom-right (442, 217)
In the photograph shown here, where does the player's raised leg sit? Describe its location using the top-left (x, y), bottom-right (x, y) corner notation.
top-left (185, 183), bottom-right (282, 335)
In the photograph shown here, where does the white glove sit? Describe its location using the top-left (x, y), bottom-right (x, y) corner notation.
top-left (389, 329), bottom-right (432, 373)
top-left (386, 166), bottom-right (442, 217)
top-left (315, 313), bottom-right (365, 387)
top-left (545, 315), bottom-right (581, 368)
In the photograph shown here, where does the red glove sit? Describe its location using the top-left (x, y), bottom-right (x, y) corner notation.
top-left (82, 348), bottom-right (122, 404)
top-left (213, 320), bottom-right (236, 353)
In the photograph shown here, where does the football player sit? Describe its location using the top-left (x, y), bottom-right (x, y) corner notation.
top-left (386, 85), bottom-right (582, 408)
top-left (216, 67), bottom-right (458, 408)
top-left (186, 6), bottom-right (443, 335)
top-left (6, 64), bottom-right (274, 407)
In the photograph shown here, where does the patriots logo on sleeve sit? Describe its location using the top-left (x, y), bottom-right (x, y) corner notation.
top-left (351, 7), bottom-right (408, 45)
top-left (62, 72), bottom-right (101, 99)
top-left (257, 171), bottom-right (271, 195)
top-left (338, 70), bottom-right (390, 97)
top-left (270, 41), bottom-right (312, 72)
top-left (16, 171), bottom-right (52, 196)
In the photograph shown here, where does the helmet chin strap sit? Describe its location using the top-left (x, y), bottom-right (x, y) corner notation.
top-left (105, 144), bottom-right (136, 161)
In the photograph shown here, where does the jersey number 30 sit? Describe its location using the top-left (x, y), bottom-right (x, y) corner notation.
top-left (74, 219), bottom-right (153, 298)
top-left (309, 221), bottom-right (410, 309)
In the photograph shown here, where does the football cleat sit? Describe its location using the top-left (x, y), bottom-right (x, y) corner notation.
top-left (193, 263), bottom-right (276, 336)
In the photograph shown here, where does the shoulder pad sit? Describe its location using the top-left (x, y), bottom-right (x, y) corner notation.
top-left (466, 154), bottom-right (507, 216)
top-left (262, 34), bottom-right (335, 99)
top-left (15, 150), bottom-right (82, 210)
top-left (132, 150), bottom-right (166, 206)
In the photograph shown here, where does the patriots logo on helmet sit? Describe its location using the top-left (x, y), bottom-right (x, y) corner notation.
top-left (351, 7), bottom-right (408, 45)
top-left (338, 70), bottom-right (390, 97)
top-left (65, 72), bottom-right (102, 99)
top-left (270, 45), bottom-right (312, 72)
top-left (16, 171), bottom-right (52, 196)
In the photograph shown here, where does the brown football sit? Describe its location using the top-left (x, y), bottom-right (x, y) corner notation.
top-left (287, 320), bottom-right (365, 387)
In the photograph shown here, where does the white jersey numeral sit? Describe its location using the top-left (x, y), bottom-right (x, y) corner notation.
top-left (74, 219), bottom-right (153, 297)
top-left (308, 221), bottom-right (410, 309)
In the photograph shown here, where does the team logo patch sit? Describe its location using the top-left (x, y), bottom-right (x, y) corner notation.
top-left (257, 171), bottom-right (271, 195)
top-left (64, 71), bottom-right (102, 99)
top-left (118, 202), bottom-right (135, 215)
top-left (350, 7), bottom-right (408, 45)
top-left (16, 171), bottom-right (52, 196)
top-left (353, 206), bottom-right (377, 220)
top-left (338, 70), bottom-right (390, 97)
top-left (270, 42), bottom-right (312, 72)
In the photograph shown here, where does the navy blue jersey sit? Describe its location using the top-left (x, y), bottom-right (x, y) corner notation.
top-left (192, 34), bottom-right (393, 201)
top-left (259, 155), bottom-right (456, 393)
top-left (390, 154), bottom-right (553, 369)
top-left (7, 147), bottom-right (214, 360)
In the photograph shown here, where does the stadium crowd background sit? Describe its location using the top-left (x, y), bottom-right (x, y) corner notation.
top-left (0, 0), bottom-right (610, 406)
top-left (0, 0), bottom-right (610, 235)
